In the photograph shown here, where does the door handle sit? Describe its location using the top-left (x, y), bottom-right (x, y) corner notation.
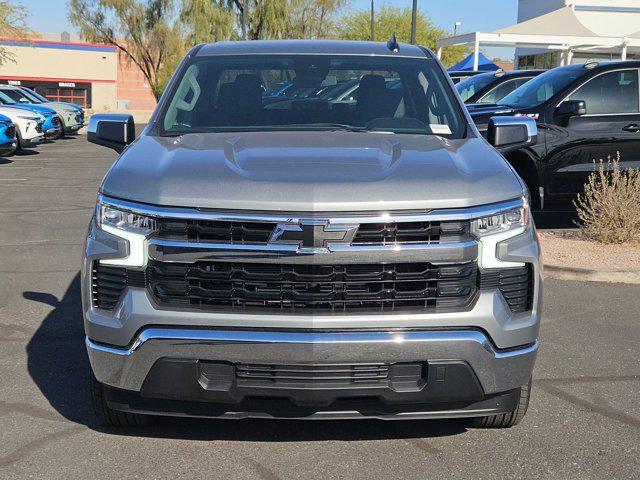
top-left (622, 123), bottom-right (640, 133)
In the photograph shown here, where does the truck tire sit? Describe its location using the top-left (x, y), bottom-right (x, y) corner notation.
top-left (90, 371), bottom-right (153, 427)
top-left (470, 379), bottom-right (531, 428)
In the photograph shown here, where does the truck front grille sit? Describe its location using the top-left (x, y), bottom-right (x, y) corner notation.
top-left (147, 260), bottom-right (478, 313)
top-left (155, 219), bottom-right (468, 246)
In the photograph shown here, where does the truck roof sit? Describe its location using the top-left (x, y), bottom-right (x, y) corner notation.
top-left (196, 40), bottom-right (431, 59)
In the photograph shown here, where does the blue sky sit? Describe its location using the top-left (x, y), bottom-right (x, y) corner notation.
top-left (22, 0), bottom-right (518, 58)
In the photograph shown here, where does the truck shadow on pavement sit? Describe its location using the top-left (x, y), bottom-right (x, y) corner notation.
top-left (24, 273), bottom-right (466, 441)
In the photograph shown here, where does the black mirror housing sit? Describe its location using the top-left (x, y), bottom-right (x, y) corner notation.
top-left (487, 116), bottom-right (537, 154)
top-left (87, 114), bottom-right (135, 153)
top-left (555, 100), bottom-right (587, 118)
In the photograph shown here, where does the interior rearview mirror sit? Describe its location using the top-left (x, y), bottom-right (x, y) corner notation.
top-left (555, 100), bottom-right (587, 118)
top-left (487, 116), bottom-right (537, 154)
top-left (87, 114), bottom-right (135, 153)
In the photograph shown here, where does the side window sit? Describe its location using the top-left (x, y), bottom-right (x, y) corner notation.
top-left (568, 70), bottom-right (639, 115)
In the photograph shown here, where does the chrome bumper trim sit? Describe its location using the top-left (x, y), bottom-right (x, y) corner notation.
top-left (86, 329), bottom-right (538, 394)
top-left (148, 238), bottom-right (478, 264)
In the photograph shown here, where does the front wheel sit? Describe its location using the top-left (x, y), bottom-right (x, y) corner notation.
top-left (90, 371), bottom-right (153, 427)
top-left (470, 379), bottom-right (531, 428)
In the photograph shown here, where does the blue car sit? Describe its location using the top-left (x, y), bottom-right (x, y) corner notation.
top-left (0, 90), bottom-right (62, 140)
top-left (0, 114), bottom-right (17, 156)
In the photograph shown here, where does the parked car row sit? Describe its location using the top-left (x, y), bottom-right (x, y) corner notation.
top-left (450, 61), bottom-right (640, 210)
top-left (0, 85), bottom-right (85, 157)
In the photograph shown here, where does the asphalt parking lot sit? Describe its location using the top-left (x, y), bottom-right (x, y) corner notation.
top-left (0, 136), bottom-right (639, 480)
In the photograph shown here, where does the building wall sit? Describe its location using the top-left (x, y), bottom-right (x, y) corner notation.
top-left (0, 39), bottom-right (118, 110)
top-left (0, 36), bottom-right (157, 115)
top-left (117, 54), bottom-right (157, 111)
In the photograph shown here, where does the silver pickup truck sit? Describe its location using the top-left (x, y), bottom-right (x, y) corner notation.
top-left (83, 40), bottom-right (541, 428)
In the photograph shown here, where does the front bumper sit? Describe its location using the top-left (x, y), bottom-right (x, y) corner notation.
top-left (20, 134), bottom-right (44, 148)
top-left (45, 126), bottom-right (61, 139)
top-left (87, 328), bottom-right (536, 419)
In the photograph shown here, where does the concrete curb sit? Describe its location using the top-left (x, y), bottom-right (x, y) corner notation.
top-left (543, 264), bottom-right (640, 285)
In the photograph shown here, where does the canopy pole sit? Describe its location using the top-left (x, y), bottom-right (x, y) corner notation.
top-left (437, 46), bottom-right (442, 59)
top-left (621, 44), bottom-right (628, 61)
top-left (473, 37), bottom-right (480, 71)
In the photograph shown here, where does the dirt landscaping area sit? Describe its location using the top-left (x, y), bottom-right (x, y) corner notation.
top-left (539, 230), bottom-right (640, 272)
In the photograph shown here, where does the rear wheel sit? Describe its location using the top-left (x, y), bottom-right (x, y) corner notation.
top-left (470, 379), bottom-right (531, 428)
top-left (90, 371), bottom-right (153, 427)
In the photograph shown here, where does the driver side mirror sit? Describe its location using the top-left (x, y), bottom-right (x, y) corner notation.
top-left (487, 116), bottom-right (537, 154)
top-left (87, 114), bottom-right (135, 153)
top-left (555, 100), bottom-right (587, 118)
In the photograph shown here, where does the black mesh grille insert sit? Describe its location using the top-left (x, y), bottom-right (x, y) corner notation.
top-left (147, 260), bottom-right (478, 313)
top-left (479, 265), bottom-right (533, 313)
top-left (157, 219), bottom-right (276, 244)
top-left (236, 363), bottom-right (390, 386)
top-left (91, 263), bottom-right (145, 310)
top-left (6, 125), bottom-right (15, 138)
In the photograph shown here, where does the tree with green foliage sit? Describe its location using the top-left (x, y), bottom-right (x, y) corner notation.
top-left (68, 0), bottom-right (184, 100)
top-left (0, 1), bottom-right (31, 65)
top-left (180, 0), bottom-right (235, 45)
top-left (338, 6), bottom-right (466, 67)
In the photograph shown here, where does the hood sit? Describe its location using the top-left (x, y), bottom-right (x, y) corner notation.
top-left (43, 102), bottom-right (82, 113)
top-left (102, 131), bottom-right (523, 212)
top-left (13, 104), bottom-right (57, 116)
top-left (466, 103), bottom-right (515, 115)
top-left (0, 106), bottom-right (42, 121)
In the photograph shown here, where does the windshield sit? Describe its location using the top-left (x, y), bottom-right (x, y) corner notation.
top-left (500, 68), bottom-right (583, 109)
top-left (455, 73), bottom-right (494, 102)
top-left (18, 88), bottom-right (43, 103)
top-left (0, 88), bottom-right (31, 104)
top-left (161, 54), bottom-right (464, 138)
top-left (0, 91), bottom-right (17, 105)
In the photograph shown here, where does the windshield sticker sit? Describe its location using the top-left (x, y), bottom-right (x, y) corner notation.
top-left (430, 124), bottom-right (452, 135)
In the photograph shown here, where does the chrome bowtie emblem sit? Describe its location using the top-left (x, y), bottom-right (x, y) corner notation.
top-left (269, 221), bottom-right (358, 250)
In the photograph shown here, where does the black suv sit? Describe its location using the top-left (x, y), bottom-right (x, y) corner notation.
top-left (456, 70), bottom-right (544, 104)
top-left (469, 61), bottom-right (640, 209)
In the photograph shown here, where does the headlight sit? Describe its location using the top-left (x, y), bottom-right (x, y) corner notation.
top-left (96, 200), bottom-right (156, 267)
top-left (471, 198), bottom-right (530, 238)
top-left (97, 202), bottom-right (156, 234)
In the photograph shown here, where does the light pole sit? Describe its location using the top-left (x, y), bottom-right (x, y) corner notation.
top-left (410, 0), bottom-right (418, 44)
top-left (370, 0), bottom-right (375, 42)
top-left (454, 21), bottom-right (461, 36)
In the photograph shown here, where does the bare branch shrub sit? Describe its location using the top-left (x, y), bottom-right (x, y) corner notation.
top-left (574, 152), bottom-right (640, 244)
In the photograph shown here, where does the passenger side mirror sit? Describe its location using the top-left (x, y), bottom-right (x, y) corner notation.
top-left (555, 100), bottom-right (587, 118)
top-left (487, 116), bottom-right (537, 154)
top-left (87, 114), bottom-right (135, 153)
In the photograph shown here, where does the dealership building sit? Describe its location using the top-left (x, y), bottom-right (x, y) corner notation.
top-left (0, 33), bottom-right (156, 115)
top-left (438, 1), bottom-right (640, 70)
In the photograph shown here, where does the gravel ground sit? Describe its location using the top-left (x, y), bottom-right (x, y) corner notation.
top-left (1, 137), bottom-right (639, 479)
top-left (539, 231), bottom-right (640, 271)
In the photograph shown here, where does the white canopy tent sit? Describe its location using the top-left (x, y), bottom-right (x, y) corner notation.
top-left (437, 6), bottom-right (640, 71)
